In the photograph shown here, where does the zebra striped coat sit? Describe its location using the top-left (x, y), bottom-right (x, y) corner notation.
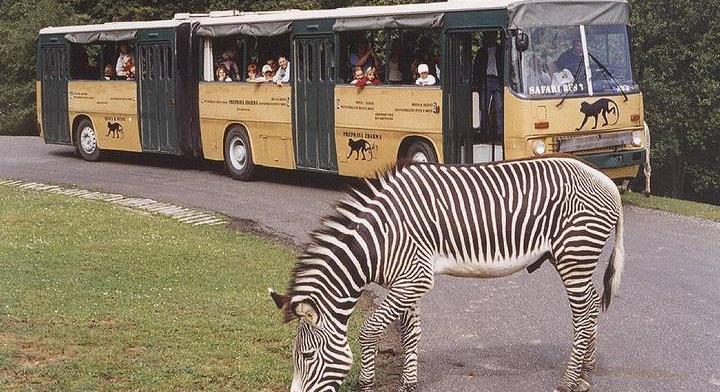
top-left (271, 156), bottom-right (625, 392)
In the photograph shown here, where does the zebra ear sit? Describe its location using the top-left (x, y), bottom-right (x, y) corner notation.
top-left (269, 288), bottom-right (290, 310)
top-left (293, 300), bottom-right (320, 327)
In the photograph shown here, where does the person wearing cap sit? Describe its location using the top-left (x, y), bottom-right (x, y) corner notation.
top-left (260, 64), bottom-right (275, 83)
top-left (415, 64), bottom-right (436, 86)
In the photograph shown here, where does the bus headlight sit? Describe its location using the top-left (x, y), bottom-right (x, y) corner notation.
top-left (532, 139), bottom-right (546, 155)
top-left (632, 130), bottom-right (642, 146)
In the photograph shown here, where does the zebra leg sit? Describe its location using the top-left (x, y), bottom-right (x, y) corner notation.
top-left (577, 285), bottom-right (601, 392)
top-left (358, 281), bottom-right (432, 392)
top-left (554, 264), bottom-right (598, 392)
top-left (397, 307), bottom-right (421, 392)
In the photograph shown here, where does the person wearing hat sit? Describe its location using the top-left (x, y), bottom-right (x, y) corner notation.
top-left (261, 64), bottom-right (275, 83)
top-left (415, 63), bottom-right (436, 86)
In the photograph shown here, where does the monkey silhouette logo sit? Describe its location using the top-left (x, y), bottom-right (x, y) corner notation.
top-left (106, 122), bottom-right (124, 139)
top-left (576, 98), bottom-right (619, 131)
top-left (346, 138), bottom-right (376, 161)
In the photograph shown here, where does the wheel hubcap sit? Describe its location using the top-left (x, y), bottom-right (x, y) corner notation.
top-left (80, 126), bottom-right (97, 154)
top-left (229, 137), bottom-right (247, 170)
top-left (411, 151), bottom-right (428, 163)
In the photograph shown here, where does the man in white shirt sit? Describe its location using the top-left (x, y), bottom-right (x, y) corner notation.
top-left (273, 56), bottom-right (291, 85)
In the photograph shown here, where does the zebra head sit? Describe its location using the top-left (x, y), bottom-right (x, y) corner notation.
top-left (270, 289), bottom-right (354, 392)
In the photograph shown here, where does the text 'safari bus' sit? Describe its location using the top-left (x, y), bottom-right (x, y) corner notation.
top-left (37, 0), bottom-right (648, 182)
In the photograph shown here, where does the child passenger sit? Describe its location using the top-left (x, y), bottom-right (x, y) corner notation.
top-left (215, 66), bottom-right (232, 82)
top-left (415, 63), bottom-right (436, 86)
top-left (350, 66), bottom-right (367, 86)
top-left (364, 67), bottom-right (381, 85)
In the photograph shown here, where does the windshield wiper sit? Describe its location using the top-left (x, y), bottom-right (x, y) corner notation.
top-left (587, 52), bottom-right (629, 102)
top-left (556, 59), bottom-right (585, 107)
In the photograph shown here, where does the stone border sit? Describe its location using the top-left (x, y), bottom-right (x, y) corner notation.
top-left (0, 179), bottom-right (226, 226)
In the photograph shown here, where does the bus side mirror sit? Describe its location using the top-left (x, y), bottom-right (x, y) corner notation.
top-left (515, 31), bottom-right (529, 52)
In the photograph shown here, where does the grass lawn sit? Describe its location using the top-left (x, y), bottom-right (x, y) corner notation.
top-left (622, 192), bottom-right (720, 222)
top-left (0, 185), bottom-right (362, 391)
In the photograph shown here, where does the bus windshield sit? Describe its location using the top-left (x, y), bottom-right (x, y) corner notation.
top-left (513, 24), bottom-right (638, 98)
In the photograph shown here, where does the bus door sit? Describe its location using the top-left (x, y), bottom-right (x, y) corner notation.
top-left (292, 34), bottom-right (337, 172)
top-left (445, 30), bottom-right (504, 164)
top-left (40, 44), bottom-right (71, 144)
top-left (138, 41), bottom-right (177, 154)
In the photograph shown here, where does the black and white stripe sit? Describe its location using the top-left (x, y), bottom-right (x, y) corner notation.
top-left (271, 156), bottom-right (625, 392)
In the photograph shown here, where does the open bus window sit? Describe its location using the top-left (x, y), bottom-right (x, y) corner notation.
top-left (95, 43), bottom-right (136, 81)
top-left (70, 44), bottom-right (101, 80)
top-left (203, 34), bottom-right (291, 83)
top-left (511, 25), bottom-right (638, 97)
top-left (339, 29), bottom-right (440, 86)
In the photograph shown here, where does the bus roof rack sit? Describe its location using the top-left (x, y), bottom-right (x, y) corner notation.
top-left (174, 13), bottom-right (210, 20)
top-left (209, 10), bottom-right (244, 18)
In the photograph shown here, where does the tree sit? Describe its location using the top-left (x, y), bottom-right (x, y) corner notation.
top-left (630, 0), bottom-right (720, 203)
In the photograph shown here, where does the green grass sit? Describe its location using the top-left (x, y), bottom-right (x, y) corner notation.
top-left (622, 192), bottom-right (720, 222)
top-left (0, 186), bottom-right (363, 392)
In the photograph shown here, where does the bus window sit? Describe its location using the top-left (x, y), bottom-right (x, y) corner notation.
top-left (510, 25), bottom-right (638, 97)
top-left (205, 34), bottom-right (290, 83)
top-left (340, 29), bottom-right (440, 86)
top-left (70, 44), bottom-right (101, 80)
top-left (99, 43), bottom-right (136, 81)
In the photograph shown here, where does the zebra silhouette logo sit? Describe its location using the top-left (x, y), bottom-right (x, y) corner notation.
top-left (346, 138), bottom-right (377, 161)
top-left (576, 98), bottom-right (619, 131)
top-left (106, 122), bottom-right (124, 139)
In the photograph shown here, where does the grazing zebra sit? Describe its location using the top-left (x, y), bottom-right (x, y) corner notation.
top-left (270, 156), bottom-right (625, 392)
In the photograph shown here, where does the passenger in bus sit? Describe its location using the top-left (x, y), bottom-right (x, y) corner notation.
top-left (115, 45), bottom-right (135, 80)
top-left (273, 56), bottom-right (291, 85)
top-left (415, 64), bottom-right (436, 86)
top-left (246, 64), bottom-right (261, 82)
top-left (350, 39), bottom-right (379, 76)
top-left (220, 49), bottom-right (240, 80)
top-left (103, 65), bottom-right (115, 81)
top-left (215, 65), bottom-right (232, 82)
top-left (364, 67), bottom-right (381, 85)
top-left (388, 41), bottom-right (404, 84)
top-left (555, 36), bottom-right (584, 76)
top-left (267, 58), bottom-right (279, 74)
top-left (261, 64), bottom-right (275, 82)
top-left (473, 31), bottom-right (504, 137)
top-left (350, 66), bottom-right (368, 87)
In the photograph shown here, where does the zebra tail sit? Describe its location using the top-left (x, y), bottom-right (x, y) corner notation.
top-left (602, 209), bottom-right (625, 311)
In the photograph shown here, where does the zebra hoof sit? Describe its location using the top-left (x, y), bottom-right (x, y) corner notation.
top-left (359, 381), bottom-right (374, 392)
top-left (573, 379), bottom-right (591, 392)
top-left (553, 386), bottom-right (572, 392)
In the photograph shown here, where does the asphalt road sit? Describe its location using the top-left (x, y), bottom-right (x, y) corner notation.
top-left (2, 136), bottom-right (719, 391)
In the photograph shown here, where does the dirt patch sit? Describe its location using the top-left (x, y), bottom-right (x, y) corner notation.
top-left (226, 217), bottom-right (297, 249)
top-left (0, 332), bottom-right (73, 388)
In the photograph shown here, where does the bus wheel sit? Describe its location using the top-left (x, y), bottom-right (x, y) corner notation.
top-left (75, 118), bottom-right (102, 161)
top-left (406, 141), bottom-right (437, 163)
top-left (224, 127), bottom-right (256, 181)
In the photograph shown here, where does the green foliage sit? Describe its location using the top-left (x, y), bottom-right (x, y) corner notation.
top-left (630, 0), bottom-right (720, 204)
top-left (0, 0), bottom-right (81, 135)
top-left (1, 0), bottom-right (718, 203)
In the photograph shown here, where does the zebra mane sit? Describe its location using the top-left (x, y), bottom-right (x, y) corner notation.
top-left (284, 163), bottom-right (409, 309)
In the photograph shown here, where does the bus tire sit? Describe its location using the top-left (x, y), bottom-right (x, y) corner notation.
top-left (224, 126), bottom-right (256, 181)
top-left (75, 118), bottom-right (102, 161)
top-left (405, 141), bottom-right (437, 163)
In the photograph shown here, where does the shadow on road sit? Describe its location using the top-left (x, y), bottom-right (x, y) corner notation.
top-left (49, 148), bottom-right (359, 191)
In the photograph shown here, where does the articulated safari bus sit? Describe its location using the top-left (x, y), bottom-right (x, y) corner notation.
top-left (36, 0), bottom-right (647, 181)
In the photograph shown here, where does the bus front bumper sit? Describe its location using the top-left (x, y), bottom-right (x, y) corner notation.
top-left (579, 149), bottom-right (646, 179)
